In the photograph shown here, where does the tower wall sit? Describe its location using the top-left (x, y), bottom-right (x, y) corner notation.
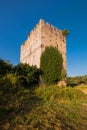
top-left (20, 19), bottom-right (66, 70)
top-left (20, 20), bottom-right (42, 68)
top-left (41, 20), bottom-right (66, 69)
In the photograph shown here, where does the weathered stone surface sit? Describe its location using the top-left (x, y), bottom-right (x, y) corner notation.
top-left (57, 79), bottom-right (67, 86)
top-left (20, 19), bottom-right (66, 70)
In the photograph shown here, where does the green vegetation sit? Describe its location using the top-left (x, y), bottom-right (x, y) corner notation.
top-left (40, 46), bottom-right (63, 85)
top-left (0, 58), bottom-right (87, 130)
top-left (67, 75), bottom-right (87, 87)
top-left (0, 59), bottom-right (12, 77)
top-left (0, 82), bottom-right (87, 130)
top-left (62, 29), bottom-right (69, 37)
top-left (13, 63), bottom-right (40, 88)
top-left (0, 59), bottom-right (40, 88)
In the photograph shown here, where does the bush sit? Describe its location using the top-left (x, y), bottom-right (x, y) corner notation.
top-left (0, 58), bottom-right (12, 77)
top-left (17, 75), bottom-right (29, 88)
top-left (13, 63), bottom-right (40, 87)
top-left (40, 46), bottom-right (63, 85)
top-left (62, 29), bottom-right (69, 36)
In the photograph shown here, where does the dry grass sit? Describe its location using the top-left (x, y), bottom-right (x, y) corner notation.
top-left (75, 84), bottom-right (87, 94)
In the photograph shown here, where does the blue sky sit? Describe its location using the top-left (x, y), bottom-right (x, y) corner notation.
top-left (0, 0), bottom-right (87, 76)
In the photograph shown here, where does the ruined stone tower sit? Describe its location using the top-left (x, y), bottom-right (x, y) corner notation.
top-left (20, 19), bottom-right (66, 71)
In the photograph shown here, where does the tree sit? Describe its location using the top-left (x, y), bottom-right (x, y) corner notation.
top-left (13, 63), bottom-right (40, 87)
top-left (0, 58), bottom-right (12, 77)
top-left (40, 46), bottom-right (63, 85)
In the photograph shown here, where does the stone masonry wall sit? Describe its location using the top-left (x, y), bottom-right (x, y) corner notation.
top-left (20, 20), bottom-right (42, 68)
top-left (20, 19), bottom-right (66, 70)
top-left (40, 20), bottom-right (66, 69)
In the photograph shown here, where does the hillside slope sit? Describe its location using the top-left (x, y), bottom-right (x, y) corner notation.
top-left (0, 85), bottom-right (87, 130)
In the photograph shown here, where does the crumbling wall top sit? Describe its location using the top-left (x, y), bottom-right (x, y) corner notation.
top-left (39, 19), bottom-right (44, 25)
top-left (21, 19), bottom-right (65, 47)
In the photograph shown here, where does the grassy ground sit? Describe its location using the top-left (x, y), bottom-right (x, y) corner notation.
top-left (75, 84), bottom-right (87, 94)
top-left (0, 85), bottom-right (87, 130)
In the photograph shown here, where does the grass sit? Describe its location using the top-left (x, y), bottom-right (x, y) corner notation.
top-left (0, 85), bottom-right (87, 130)
top-left (75, 84), bottom-right (87, 94)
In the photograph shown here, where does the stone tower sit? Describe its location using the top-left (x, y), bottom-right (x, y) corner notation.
top-left (20, 19), bottom-right (66, 71)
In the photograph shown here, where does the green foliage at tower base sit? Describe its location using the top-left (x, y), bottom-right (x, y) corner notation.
top-left (13, 63), bottom-right (40, 88)
top-left (40, 46), bottom-right (63, 85)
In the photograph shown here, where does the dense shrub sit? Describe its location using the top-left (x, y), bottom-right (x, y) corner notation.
top-left (13, 63), bottom-right (40, 87)
top-left (0, 58), bottom-right (12, 77)
top-left (40, 46), bottom-right (63, 85)
top-left (0, 75), bottom-right (18, 107)
top-left (0, 58), bottom-right (40, 88)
